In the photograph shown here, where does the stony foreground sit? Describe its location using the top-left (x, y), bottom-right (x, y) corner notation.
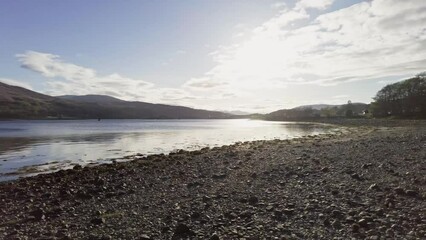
top-left (1, 120), bottom-right (425, 239)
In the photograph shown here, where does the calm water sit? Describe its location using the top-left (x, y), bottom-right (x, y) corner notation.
top-left (0, 119), bottom-right (339, 180)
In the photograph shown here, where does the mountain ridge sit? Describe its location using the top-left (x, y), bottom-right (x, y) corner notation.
top-left (0, 82), bottom-right (233, 119)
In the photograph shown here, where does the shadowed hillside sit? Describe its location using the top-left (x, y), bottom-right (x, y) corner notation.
top-left (0, 82), bottom-right (232, 119)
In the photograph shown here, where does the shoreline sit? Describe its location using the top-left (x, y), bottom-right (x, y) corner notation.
top-left (0, 120), bottom-right (425, 239)
top-left (0, 120), bottom-right (342, 181)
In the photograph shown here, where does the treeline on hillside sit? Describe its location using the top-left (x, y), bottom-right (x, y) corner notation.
top-left (264, 102), bottom-right (368, 121)
top-left (371, 73), bottom-right (426, 118)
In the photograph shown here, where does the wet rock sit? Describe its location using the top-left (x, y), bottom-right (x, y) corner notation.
top-left (73, 164), bottom-right (82, 170)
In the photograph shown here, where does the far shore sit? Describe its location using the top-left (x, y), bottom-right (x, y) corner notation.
top-left (0, 119), bottom-right (425, 239)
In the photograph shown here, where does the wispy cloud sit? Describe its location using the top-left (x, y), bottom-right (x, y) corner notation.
top-left (183, 77), bottom-right (228, 89)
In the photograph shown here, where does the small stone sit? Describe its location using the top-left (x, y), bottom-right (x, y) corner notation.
top-left (362, 163), bottom-right (372, 169)
top-left (352, 224), bottom-right (360, 233)
top-left (368, 184), bottom-right (379, 191)
top-left (331, 190), bottom-right (339, 195)
top-left (202, 195), bottom-right (211, 202)
top-left (321, 167), bottom-right (329, 172)
top-left (30, 208), bottom-right (45, 221)
top-left (248, 196), bottom-right (259, 205)
top-left (323, 218), bottom-right (331, 227)
top-left (332, 220), bottom-right (342, 229)
top-left (394, 187), bottom-right (405, 195)
top-left (358, 219), bottom-right (368, 227)
top-left (191, 211), bottom-right (201, 219)
top-left (174, 223), bottom-right (194, 236)
top-left (273, 210), bottom-right (285, 221)
top-left (73, 164), bottom-right (82, 170)
top-left (282, 208), bottom-right (295, 216)
top-left (345, 216), bottom-right (354, 223)
top-left (91, 217), bottom-right (105, 225)
top-left (210, 233), bottom-right (220, 240)
top-left (139, 234), bottom-right (151, 240)
top-left (386, 229), bottom-right (394, 236)
top-left (405, 189), bottom-right (418, 197)
top-left (331, 210), bottom-right (343, 219)
top-left (351, 173), bottom-right (362, 181)
top-left (212, 173), bottom-right (227, 180)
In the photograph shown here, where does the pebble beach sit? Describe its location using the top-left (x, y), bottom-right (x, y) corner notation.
top-left (1, 119), bottom-right (425, 239)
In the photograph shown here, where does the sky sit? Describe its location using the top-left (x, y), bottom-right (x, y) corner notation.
top-left (1, 0), bottom-right (425, 113)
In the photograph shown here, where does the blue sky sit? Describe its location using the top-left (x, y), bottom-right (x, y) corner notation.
top-left (1, 0), bottom-right (425, 113)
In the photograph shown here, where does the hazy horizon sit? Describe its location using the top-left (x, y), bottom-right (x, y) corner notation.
top-left (1, 0), bottom-right (425, 113)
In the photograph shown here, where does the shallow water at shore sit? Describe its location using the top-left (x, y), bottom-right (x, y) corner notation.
top-left (0, 119), bottom-right (339, 180)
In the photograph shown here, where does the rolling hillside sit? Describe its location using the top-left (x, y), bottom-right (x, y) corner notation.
top-left (0, 82), bottom-right (232, 119)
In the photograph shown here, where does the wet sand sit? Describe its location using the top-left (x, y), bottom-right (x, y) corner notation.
top-left (0, 119), bottom-right (425, 239)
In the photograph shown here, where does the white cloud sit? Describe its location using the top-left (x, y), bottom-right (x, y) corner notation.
top-left (16, 51), bottom-right (96, 80)
top-left (184, 0), bottom-right (426, 94)
top-left (16, 51), bottom-right (156, 99)
top-left (271, 2), bottom-right (287, 9)
top-left (0, 78), bottom-right (33, 90)
top-left (295, 0), bottom-right (335, 10)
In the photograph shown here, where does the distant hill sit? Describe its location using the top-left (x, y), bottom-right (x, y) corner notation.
top-left (265, 102), bottom-right (368, 121)
top-left (58, 95), bottom-right (125, 104)
top-left (0, 82), bottom-right (232, 119)
top-left (0, 81), bottom-right (54, 103)
top-left (223, 110), bottom-right (252, 116)
top-left (292, 104), bottom-right (337, 110)
top-left (0, 82), bottom-right (63, 119)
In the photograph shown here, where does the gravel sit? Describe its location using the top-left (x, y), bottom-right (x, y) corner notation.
top-left (0, 119), bottom-right (425, 239)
